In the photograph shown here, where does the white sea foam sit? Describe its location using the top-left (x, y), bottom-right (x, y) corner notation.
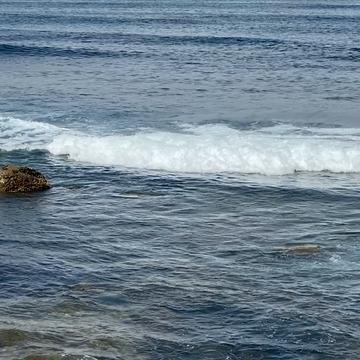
top-left (47, 124), bottom-right (360, 175)
top-left (3, 116), bottom-right (360, 175)
top-left (0, 116), bottom-right (63, 151)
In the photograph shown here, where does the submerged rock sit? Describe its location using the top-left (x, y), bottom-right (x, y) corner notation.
top-left (51, 299), bottom-right (95, 315)
top-left (90, 337), bottom-right (120, 350)
top-left (70, 283), bottom-right (99, 292)
top-left (0, 328), bottom-right (29, 347)
top-left (282, 244), bottom-right (321, 255)
top-left (24, 354), bottom-right (62, 360)
top-left (0, 165), bottom-right (50, 193)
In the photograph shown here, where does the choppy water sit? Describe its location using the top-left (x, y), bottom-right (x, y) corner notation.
top-left (1, 1), bottom-right (360, 359)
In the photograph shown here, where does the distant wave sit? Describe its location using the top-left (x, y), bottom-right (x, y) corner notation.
top-left (0, 30), bottom-right (320, 48)
top-left (2, 13), bottom-right (202, 25)
top-left (0, 44), bottom-right (146, 58)
top-left (0, 34), bottom-right (283, 58)
top-left (1, 35), bottom-right (358, 64)
top-left (3, 12), bottom-right (360, 24)
top-left (3, 116), bottom-right (360, 175)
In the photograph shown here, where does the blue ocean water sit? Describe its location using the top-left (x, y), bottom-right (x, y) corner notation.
top-left (0, 1), bottom-right (360, 359)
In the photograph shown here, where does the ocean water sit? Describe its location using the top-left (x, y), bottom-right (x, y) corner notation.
top-left (1, 0), bottom-right (360, 359)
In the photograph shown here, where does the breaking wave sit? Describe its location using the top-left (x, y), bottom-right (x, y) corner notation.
top-left (2, 116), bottom-right (360, 175)
top-left (0, 116), bottom-right (62, 151)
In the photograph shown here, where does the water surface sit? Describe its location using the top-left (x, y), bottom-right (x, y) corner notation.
top-left (0, 1), bottom-right (360, 359)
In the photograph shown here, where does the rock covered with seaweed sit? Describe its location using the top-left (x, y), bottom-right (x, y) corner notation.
top-left (0, 165), bottom-right (50, 193)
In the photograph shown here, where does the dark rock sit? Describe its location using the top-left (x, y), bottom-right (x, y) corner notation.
top-left (0, 165), bottom-right (50, 193)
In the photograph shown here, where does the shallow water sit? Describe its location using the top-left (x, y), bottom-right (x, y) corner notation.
top-left (1, 1), bottom-right (360, 359)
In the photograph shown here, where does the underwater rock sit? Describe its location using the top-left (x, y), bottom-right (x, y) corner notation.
top-left (70, 283), bottom-right (99, 292)
top-left (90, 337), bottom-right (120, 350)
top-left (0, 165), bottom-right (50, 193)
top-left (0, 328), bottom-right (29, 347)
top-left (282, 244), bottom-right (321, 255)
top-left (51, 298), bottom-right (95, 315)
top-left (24, 355), bottom-right (62, 360)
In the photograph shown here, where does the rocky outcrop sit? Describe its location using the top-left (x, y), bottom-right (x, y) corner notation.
top-left (0, 165), bottom-right (50, 193)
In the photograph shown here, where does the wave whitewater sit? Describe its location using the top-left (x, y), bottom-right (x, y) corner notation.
top-left (2, 116), bottom-right (360, 175)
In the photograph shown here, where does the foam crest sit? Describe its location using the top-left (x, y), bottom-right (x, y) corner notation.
top-left (0, 116), bottom-right (62, 151)
top-left (3, 117), bottom-right (360, 176)
top-left (47, 124), bottom-right (360, 175)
